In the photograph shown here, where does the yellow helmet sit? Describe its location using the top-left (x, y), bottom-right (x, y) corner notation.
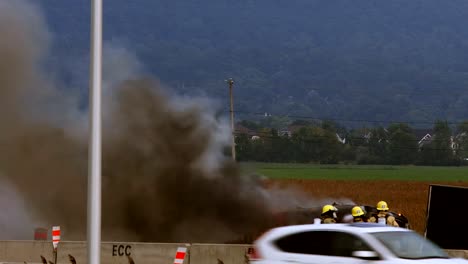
top-left (377, 201), bottom-right (389, 211)
top-left (351, 206), bottom-right (365, 217)
top-left (322, 204), bottom-right (338, 214)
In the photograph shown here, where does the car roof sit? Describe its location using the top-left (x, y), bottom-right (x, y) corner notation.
top-left (260, 223), bottom-right (410, 238)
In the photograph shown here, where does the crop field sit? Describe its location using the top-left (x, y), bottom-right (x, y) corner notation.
top-left (245, 163), bottom-right (468, 235)
top-left (246, 162), bottom-right (468, 181)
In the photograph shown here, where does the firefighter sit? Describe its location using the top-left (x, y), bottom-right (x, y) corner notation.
top-left (368, 201), bottom-right (399, 227)
top-left (351, 206), bottom-right (367, 222)
top-left (321, 204), bottom-right (338, 224)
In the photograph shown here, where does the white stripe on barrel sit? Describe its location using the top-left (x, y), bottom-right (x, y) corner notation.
top-left (52, 226), bottom-right (60, 249)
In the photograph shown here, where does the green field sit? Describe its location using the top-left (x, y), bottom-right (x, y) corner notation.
top-left (243, 163), bottom-right (468, 181)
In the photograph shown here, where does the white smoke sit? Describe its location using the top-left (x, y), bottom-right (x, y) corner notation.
top-left (0, 180), bottom-right (41, 240)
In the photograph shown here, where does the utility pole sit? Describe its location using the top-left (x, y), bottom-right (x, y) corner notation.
top-left (226, 78), bottom-right (236, 161)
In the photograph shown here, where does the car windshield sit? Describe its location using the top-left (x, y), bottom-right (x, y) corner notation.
top-left (371, 231), bottom-right (449, 260)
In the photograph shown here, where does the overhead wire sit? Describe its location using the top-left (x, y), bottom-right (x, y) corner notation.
top-left (235, 130), bottom-right (460, 144)
top-left (233, 131), bottom-right (468, 153)
top-left (230, 110), bottom-right (468, 125)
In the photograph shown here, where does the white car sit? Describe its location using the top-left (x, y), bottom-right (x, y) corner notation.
top-left (249, 223), bottom-right (468, 264)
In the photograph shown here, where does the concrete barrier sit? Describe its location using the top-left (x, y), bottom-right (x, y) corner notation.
top-left (0, 241), bottom-right (52, 263)
top-left (190, 244), bottom-right (250, 264)
top-left (0, 241), bottom-right (465, 263)
top-left (0, 241), bottom-right (190, 264)
top-left (56, 242), bottom-right (190, 264)
top-left (446, 250), bottom-right (468, 259)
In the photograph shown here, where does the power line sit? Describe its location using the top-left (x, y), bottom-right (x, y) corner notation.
top-left (234, 132), bottom-right (468, 153)
top-left (230, 110), bottom-right (468, 126)
top-left (235, 130), bottom-right (462, 144)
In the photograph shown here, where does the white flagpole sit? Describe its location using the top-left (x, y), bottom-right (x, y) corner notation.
top-left (88, 0), bottom-right (102, 264)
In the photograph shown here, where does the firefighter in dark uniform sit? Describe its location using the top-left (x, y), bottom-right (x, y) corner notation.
top-left (368, 201), bottom-right (399, 227)
top-left (351, 206), bottom-right (366, 222)
top-left (321, 204), bottom-right (338, 224)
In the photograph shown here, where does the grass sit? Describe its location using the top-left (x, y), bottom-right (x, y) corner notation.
top-left (243, 162), bottom-right (468, 181)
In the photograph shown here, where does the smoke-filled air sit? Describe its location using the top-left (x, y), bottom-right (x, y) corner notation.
top-left (0, 0), bottom-right (349, 242)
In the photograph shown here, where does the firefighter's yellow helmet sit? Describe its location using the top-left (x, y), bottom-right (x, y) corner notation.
top-left (322, 204), bottom-right (338, 214)
top-left (377, 201), bottom-right (389, 211)
top-left (351, 206), bottom-right (365, 217)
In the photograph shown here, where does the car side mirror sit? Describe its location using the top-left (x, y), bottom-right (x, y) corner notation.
top-left (352, 250), bottom-right (380, 260)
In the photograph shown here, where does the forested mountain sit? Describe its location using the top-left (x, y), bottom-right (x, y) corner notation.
top-left (38, 0), bottom-right (468, 125)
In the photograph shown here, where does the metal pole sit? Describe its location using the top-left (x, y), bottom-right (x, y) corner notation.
top-left (226, 78), bottom-right (236, 161)
top-left (53, 248), bottom-right (58, 264)
top-left (88, 0), bottom-right (102, 264)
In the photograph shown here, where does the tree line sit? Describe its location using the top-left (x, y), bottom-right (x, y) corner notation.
top-left (234, 120), bottom-right (468, 166)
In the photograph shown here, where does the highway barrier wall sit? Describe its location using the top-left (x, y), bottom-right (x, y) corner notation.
top-left (0, 241), bottom-right (191, 264)
top-left (190, 244), bottom-right (251, 264)
top-left (446, 250), bottom-right (468, 259)
top-left (0, 241), bottom-right (465, 263)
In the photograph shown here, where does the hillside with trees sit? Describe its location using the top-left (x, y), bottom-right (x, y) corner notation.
top-left (39, 0), bottom-right (468, 123)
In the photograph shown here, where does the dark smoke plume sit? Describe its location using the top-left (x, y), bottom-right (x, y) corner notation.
top-left (101, 79), bottom-right (276, 242)
top-left (0, 0), bottom-right (279, 242)
top-left (0, 0), bottom-right (87, 239)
